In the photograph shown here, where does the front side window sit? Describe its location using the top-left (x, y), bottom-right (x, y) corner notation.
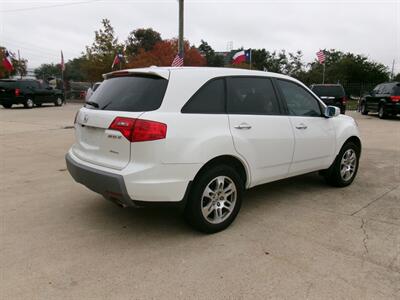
top-left (227, 77), bottom-right (281, 115)
top-left (278, 80), bottom-right (322, 117)
top-left (181, 78), bottom-right (225, 114)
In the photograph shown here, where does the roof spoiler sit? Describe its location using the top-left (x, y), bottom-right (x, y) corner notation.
top-left (103, 68), bottom-right (170, 80)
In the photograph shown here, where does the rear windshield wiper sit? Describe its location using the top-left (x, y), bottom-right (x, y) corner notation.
top-left (85, 101), bottom-right (99, 108)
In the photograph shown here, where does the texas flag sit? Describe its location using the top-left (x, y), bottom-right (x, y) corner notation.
top-left (2, 50), bottom-right (14, 71)
top-left (232, 49), bottom-right (251, 64)
top-left (111, 53), bottom-right (124, 69)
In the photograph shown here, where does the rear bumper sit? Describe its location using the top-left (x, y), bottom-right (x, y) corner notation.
top-left (384, 103), bottom-right (400, 114)
top-left (66, 152), bottom-right (136, 207)
top-left (0, 96), bottom-right (26, 105)
top-left (66, 151), bottom-right (198, 206)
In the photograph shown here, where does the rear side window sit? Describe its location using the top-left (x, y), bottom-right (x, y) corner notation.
top-left (311, 85), bottom-right (345, 97)
top-left (87, 75), bottom-right (168, 111)
top-left (227, 77), bottom-right (281, 115)
top-left (278, 80), bottom-right (322, 117)
top-left (181, 79), bottom-right (225, 113)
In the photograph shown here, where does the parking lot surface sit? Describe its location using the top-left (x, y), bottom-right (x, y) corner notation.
top-left (1, 104), bottom-right (399, 299)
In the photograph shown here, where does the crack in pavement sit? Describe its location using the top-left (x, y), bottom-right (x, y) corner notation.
top-left (350, 185), bottom-right (400, 216)
top-left (361, 218), bottom-right (369, 255)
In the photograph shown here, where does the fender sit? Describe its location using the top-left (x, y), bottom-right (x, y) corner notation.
top-left (331, 114), bottom-right (361, 157)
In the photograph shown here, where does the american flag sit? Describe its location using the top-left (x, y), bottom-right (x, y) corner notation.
top-left (316, 50), bottom-right (326, 64)
top-left (171, 53), bottom-right (184, 67)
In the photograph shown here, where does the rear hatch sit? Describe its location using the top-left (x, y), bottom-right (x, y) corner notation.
top-left (0, 80), bottom-right (17, 100)
top-left (312, 85), bottom-right (346, 105)
top-left (72, 71), bottom-right (169, 170)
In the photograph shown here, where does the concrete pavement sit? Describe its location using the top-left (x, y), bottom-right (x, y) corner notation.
top-left (0, 104), bottom-right (399, 299)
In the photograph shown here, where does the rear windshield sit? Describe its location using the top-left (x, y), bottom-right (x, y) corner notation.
top-left (392, 84), bottom-right (400, 96)
top-left (312, 85), bottom-right (345, 97)
top-left (86, 75), bottom-right (168, 111)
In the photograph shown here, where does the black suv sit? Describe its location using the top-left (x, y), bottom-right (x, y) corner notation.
top-left (360, 82), bottom-right (400, 118)
top-left (310, 84), bottom-right (347, 114)
top-left (0, 79), bottom-right (64, 109)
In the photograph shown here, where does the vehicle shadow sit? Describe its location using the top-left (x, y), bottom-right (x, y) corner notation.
top-left (81, 172), bottom-right (327, 236)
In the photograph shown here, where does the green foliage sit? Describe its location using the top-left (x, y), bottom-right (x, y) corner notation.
top-left (198, 40), bottom-right (224, 67)
top-left (251, 49), bottom-right (304, 76)
top-left (83, 19), bottom-right (123, 81)
top-left (393, 73), bottom-right (400, 81)
top-left (297, 49), bottom-right (390, 95)
top-left (125, 28), bottom-right (162, 56)
top-left (34, 63), bottom-right (60, 79)
top-left (64, 56), bottom-right (87, 81)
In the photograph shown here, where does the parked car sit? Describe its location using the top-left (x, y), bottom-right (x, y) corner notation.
top-left (0, 79), bottom-right (63, 109)
top-left (85, 82), bottom-right (102, 101)
top-left (66, 67), bottom-right (361, 233)
top-left (359, 82), bottom-right (400, 118)
top-left (310, 84), bottom-right (347, 114)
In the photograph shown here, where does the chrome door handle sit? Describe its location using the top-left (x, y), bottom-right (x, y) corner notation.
top-left (234, 123), bottom-right (252, 130)
top-left (295, 123), bottom-right (308, 130)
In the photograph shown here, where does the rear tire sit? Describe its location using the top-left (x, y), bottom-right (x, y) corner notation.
top-left (2, 103), bottom-right (12, 108)
top-left (360, 102), bottom-right (368, 115)
top-left (24, 98), bottom-right (34, 109)
top-left (184, 165), bottom-right (243, 233)
top-left (378, 105), bottom-right (386, 119)
top-left (323, 142), bottom-right (360, 187)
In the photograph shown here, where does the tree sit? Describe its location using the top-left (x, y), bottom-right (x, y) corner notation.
top-left (126, 39), bottom-right (206, 68)
top-left (298, 50), bottom-right (389, 86)
top-left (198, 40), bottom-right (224, 67)
top-left (83, 19), bottom-right (123, 81)
top-left (34, 63), bottom-right (61, 80)
top-left (125, 28), bottom-right (162, 56)
top-left (64, 56), bottom-right (88, 81)
top-left (393, 73), bottom-right (400, 81)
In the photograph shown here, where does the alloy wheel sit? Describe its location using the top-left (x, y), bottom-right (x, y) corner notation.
top-left (201, 176), bottom-right (237, 224)
top-left (340, 149), bottom-right (357, 181)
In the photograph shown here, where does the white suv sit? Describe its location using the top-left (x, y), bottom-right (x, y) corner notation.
top-left (66, 67), bottom-right (361, 233)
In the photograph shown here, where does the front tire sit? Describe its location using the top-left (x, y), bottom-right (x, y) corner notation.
top-left (323, 142), bottom-right (360, 187)
top-left (55, 97), bottom-right (63, 106)
top-left (24, 98), bottom-right (34, 109)
top-left (184, 165), bottom-right (243, 233)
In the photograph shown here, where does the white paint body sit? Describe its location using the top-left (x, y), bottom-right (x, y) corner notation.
top-left (68, 67), bottom-right (361, 202)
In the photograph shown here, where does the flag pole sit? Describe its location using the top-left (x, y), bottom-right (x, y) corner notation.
top-left (322, 61), bottom-right (325, 84)
top-left (249, 49), bottom-right (252, 70)
top-left (178, 0), bottom-right (184, 60)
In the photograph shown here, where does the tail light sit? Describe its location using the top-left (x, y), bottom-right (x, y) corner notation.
top-left (109, 117), bottom-right (167, 142)
top-left (15, 88), bottom-right (20, 97)
top-left (341, 96), bottom-right (347, 104)
top-left (390, 96), bottom-right (400, 102)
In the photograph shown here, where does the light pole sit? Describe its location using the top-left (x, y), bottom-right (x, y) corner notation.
top-left (178, 0), bottom-right (184, 58)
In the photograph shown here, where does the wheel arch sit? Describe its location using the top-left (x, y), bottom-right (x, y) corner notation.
top-left (192, 155), bottom-right (250, 189)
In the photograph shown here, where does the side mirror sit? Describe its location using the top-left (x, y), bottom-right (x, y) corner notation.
top-left (324, 106), bottom-right (340, 118)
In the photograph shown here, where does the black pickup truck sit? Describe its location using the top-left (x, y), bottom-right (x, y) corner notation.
top-left (0, 79), bottom-right (64, 109)
top-left (360, 82), bottom-right (400, 118)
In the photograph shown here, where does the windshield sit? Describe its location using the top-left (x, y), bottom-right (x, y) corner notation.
top-left (86, 75), bottom-right (168, 111)
top-left (312, 85), bottom-right (345, 97)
